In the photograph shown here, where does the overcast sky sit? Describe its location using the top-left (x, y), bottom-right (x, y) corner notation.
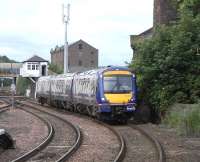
top-left (0, 0), bottom-right (153, 66)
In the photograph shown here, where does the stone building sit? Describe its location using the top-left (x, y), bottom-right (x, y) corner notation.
top-left (130, 0), bottom-right (178, 53)
top-left (50, 39), bottom-right (98, 72)
top-left (153, 0), bottom-right (177, 26)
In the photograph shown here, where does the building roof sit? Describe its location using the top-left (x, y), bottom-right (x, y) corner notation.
top-left (23, 55), bottom-right (48, 63)
top-left (69, 39), bottom-right (98, 50)
top-left (50, 39), bottom-right (98, 54)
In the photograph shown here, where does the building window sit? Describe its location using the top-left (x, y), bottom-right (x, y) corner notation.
top-left (27, 64), bottom-right (31, 70)
top-left (78, 44), bottom-right (83, 50)
top-left (91, 60), bottom-right (94, 65)
top-left (36, 65), bottom-right (39, 70)
top-left (78, 60), bottom-right (82, 66)
top-left (32, 64), bottom-right (35, 70)
top-left (91, 51), bottom-right (94, 55)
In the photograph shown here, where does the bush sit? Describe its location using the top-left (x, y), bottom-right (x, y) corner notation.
top-left (16, 77), bottom-right (31, 95)
top-left (130, 0), bottom-right (200, 116)
top-left (48, 63), bottom-right (63, 74)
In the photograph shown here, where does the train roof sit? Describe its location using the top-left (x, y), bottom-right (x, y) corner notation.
top-left (38, 73), bottom-right (76, 81)
top-left (38, 66), bottom-right (133, 81)
top-left (77, 66), bottom-right (132, 75)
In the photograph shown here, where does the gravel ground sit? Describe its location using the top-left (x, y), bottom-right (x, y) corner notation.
top-left (22, 101), bottom-right (121, 162)
top-left (139, 123), bottom-right (200, 162)
top-left (0, 108), bottom-right (48, 162)
top-left (25, 107), bottom-right (77, 162)
top-left (114, 125), bottom-right (157, 162)
top-left (64, 117), bottom-right (120, 162)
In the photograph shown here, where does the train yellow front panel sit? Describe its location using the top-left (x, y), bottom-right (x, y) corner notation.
top-left (104, 93), bottom-right (132, 104)
top-left (104, 71), bottom-right (131, 76)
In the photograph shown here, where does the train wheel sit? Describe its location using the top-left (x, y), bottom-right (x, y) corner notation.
top-left (91, 106), bottom-right (98, 117)
top-left (40, 97), bottom-right (45, 106)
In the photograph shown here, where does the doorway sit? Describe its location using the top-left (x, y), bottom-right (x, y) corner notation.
top-left (42, 65), bottom-right (46, 76)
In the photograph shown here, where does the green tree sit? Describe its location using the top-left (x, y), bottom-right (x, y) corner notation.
top-left (16, 77), bottom-right (31, 95)
top-left (48, 63), bottom-right (63, 74)
top-left (130, 0), bottom-right (200, 117)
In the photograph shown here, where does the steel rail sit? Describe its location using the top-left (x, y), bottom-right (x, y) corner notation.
top-left (0, 98), bottom-right (12, 111)
top-left (27, 99), bottom-right (125, 162)
top-left (23, 99), bottom-right (125, 162)
top-left (26, 99), bottom-right (126, 162)
top-left (11, 104), bottom-right (54, 162)
top-left (128, 124), bottom-right (166, 162)
top-left (16, 100), bottom-right (82, 162)
top-left (0, 105), bottom-right (10, 113)
top-left (94, 119), bottom-right (126, 162)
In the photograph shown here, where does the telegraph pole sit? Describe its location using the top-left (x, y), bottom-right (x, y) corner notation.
top-left (63, 3), bottom-right (70, 73)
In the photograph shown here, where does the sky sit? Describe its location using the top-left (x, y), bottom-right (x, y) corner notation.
top-left (0, 0), bottom-right (153, 66)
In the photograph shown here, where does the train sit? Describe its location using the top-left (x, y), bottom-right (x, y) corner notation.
top-left (36, 66), bottom-right (137, 122)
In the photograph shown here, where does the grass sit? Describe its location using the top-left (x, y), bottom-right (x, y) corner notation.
top-left (164, 103), bottom-right (200, 137)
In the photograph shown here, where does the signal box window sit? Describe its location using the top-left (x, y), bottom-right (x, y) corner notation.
top-left (32, 65), bottom-right (35, 70)
top-left (27, 64), bottom-right (31, 70)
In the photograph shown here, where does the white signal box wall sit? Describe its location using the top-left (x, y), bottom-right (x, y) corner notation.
top-left (20, 55), bottom-right (48, 77)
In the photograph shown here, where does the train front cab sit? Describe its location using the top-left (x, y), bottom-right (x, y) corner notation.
top-left (97, 69), bottom-right (137, 122)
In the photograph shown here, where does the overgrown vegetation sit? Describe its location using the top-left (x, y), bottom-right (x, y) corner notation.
top-left (130, 0), bottom-right (200, 117)
top-left (16, 76), bottom-right (31, 95)
top-left (48, 63), bottom-right (63, 74)
top-left (164, 103), bottom-right (200, 137)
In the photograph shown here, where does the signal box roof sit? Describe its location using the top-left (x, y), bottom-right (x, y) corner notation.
top-left (23, 55), bottom-right (48, 63)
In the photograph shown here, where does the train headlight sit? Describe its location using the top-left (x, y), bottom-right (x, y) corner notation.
top-left (101, 97), bottom-right (105, 101)
top-left (127, 106), bottom-right (136, 111)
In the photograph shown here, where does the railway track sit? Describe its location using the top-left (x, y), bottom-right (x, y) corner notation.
top-left (113, 124), bottom-right (166, 162)
top-left (24, 99), bottom-right (166, 162)
top-left (15, 101), bottom-right (81, 162)
top-left (0, 98), bottom-right (54, 162)
top-left (5, 98), bottom-right (166, 162)
top-left (27, 99), bottom-right (166, 162)
top-left (20, 99), bottom-right (126, 162)
top-left (129, 124), bottom-right (166, 162)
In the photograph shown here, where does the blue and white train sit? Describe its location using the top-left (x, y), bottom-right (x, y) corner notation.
top-left (36, 66), bottom-right (137, 122)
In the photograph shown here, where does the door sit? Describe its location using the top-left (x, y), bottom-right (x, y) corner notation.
top-left (42, 65), bottom-right (46, 76)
